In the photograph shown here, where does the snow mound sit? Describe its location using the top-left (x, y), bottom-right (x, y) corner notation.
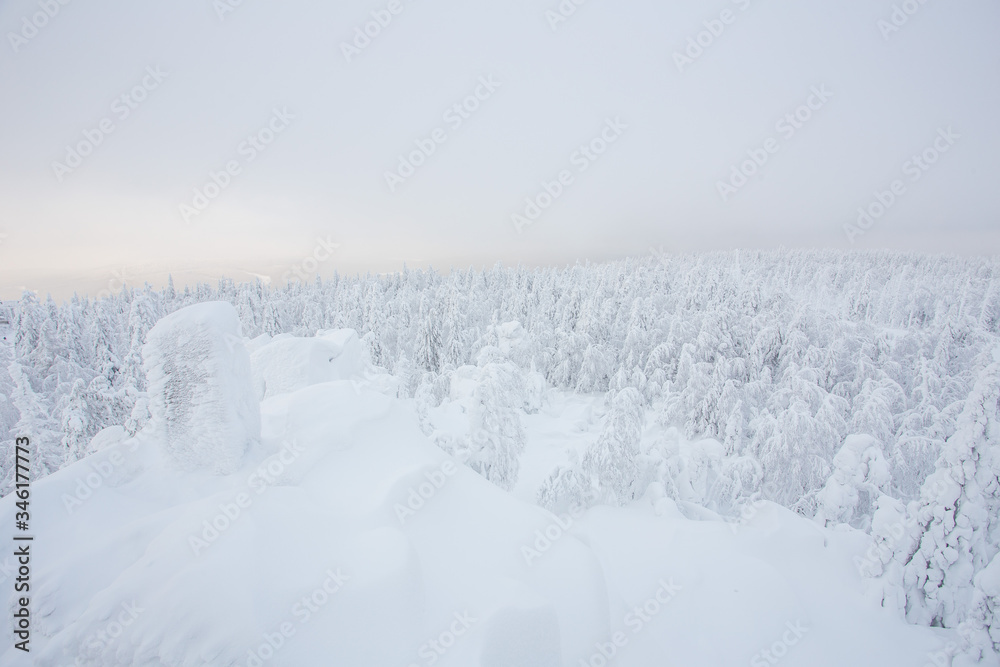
top-left (250, 329), bottom-right (364, 400)
top-left (143, 301), bottom-right (260, 475)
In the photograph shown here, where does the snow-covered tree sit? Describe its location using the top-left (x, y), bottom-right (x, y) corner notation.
top-left (580, 387), bottom-right (646, 506)
top-left (814, 434), bottom-right (891, 529)
top-left (464, 347), bottom-right (526, 492)
top-left (890, 360), bottom-right (1000, 634)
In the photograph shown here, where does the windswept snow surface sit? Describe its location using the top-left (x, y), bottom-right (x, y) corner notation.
top-left (1, 304), bottom-right (958, 666)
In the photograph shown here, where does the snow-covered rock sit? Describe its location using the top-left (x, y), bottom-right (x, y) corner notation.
top-left (250, 329), bottom-right (364, 400)
top-left (143, 301), bottom-right (260, 475)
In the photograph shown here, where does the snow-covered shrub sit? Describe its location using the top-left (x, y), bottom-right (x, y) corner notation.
top-left (814, 434), bottom-right (891, 529)
top-left (537, 453), bottom-right (594, 515)
top-left (143, 302), bottom-right (260, 474)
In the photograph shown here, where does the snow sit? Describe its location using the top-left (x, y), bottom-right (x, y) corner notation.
top-left (0, 326), bottom-right (957, 666)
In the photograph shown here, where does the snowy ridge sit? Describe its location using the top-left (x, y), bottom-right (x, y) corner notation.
top-left (0, 302), bottom-right (964, 665)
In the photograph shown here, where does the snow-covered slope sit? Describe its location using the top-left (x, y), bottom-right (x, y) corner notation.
top-left (0, 303), bottom-right (966, 666)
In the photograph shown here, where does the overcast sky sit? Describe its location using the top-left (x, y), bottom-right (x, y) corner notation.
top-left (0, 0), bottom-right (997, 299)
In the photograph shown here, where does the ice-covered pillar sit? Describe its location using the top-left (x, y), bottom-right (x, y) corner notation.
top-left (143, 302), bottom-right (260, 474)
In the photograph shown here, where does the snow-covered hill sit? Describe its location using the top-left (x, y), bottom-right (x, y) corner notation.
top-left (0, 302), bottom-right (980, 666)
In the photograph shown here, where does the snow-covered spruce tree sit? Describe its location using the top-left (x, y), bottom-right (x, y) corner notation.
top-left (579, 387), bottom-right (646, 506)
top-left (464, 347), bottom-right (526, 492)
top-left (537, 455), bottom-right (594, 514)
top-left (575, 344), bottom-right (609, 394)
top-left (892, 360), bottom-right (1000, 632)
top-left (7, 362), bottom-right (63, 486)
top-left (416, 297), bottom-right (442, 373)
top-left (60, 378), bottom-right (91, 463)
top-left (814, 434), bottom-right (891, 530)
top-left (123, 291), bottom-right (162, 393)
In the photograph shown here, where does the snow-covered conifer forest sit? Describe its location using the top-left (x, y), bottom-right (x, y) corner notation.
top-left (2, 249), bottom-right (999, 665)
